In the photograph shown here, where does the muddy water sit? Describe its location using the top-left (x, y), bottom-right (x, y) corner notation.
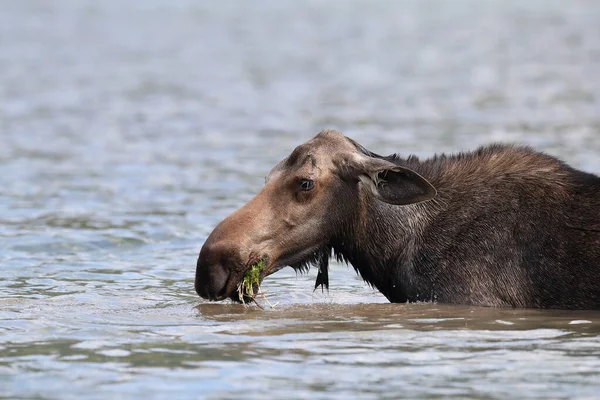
top-left (1, 1), bottom-right (599, 399)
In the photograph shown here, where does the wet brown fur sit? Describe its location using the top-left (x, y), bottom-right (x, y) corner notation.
top-left (346, 142), bottom-right (599, 308)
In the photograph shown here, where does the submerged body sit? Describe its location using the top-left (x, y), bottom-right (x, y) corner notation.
top-left (343, 144), bottom-right (600, 308)
top-left (195, 130), bottom-right (600, 309)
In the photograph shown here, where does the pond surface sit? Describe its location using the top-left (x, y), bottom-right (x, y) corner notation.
top-left (1, 1), bottom-right (599, 399)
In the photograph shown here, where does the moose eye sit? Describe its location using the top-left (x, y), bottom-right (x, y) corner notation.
top-left (299, 179), bottom-right (314, 191)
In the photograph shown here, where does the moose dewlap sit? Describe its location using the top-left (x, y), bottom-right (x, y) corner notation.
top-left (195, 130), bottom-right (600, 310)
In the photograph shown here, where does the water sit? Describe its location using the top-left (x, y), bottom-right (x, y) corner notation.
top-left (1, 1), bottom-right (600, 399)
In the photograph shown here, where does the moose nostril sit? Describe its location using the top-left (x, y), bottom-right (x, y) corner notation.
top-left (195, 230), bottom-right (248, 300)
top-left (211, 264), bottom-right (230, 299)
top-left (215, 274), bottom-right (230, 299)
top-left (195, 245), bottom-right (233, 300)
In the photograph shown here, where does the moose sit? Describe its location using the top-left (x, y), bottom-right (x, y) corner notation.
top-left (195, 130), bottom-right (600, 309)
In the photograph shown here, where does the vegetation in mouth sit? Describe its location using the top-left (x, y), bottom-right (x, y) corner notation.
top-left (237, 260), bottom-right (276, 308)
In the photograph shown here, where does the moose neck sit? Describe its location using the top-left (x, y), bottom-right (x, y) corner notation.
top-left (334, 182), bottom-right (440, 303)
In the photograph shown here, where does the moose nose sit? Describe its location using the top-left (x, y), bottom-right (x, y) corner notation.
top-left (195, 241), bottom-right (235, 300)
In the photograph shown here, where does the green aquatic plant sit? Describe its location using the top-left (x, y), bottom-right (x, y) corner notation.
top-left (241, 259), bottom-right (265, 298)
top-left (238, 260), bottom-right (276, 308)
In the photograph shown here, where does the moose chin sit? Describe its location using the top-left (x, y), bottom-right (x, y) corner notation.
top-left (195, 130), bottom-right (600, 310)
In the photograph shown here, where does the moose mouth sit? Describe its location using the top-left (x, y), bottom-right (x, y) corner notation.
top-left (227, 260), bottom-right (284, 303)
top-left (227, 245), bottom-right (331, 303)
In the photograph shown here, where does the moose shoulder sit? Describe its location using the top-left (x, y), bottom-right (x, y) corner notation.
top-left (195, 130), bottom-right (600, 309)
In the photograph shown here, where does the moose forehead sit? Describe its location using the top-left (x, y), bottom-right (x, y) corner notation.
top-left (267, 130), bottom-right (358, 180)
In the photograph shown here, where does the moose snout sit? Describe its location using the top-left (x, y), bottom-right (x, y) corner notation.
top-left (195, 241), bottom-right (237, 300)
top-left (194, 191), bottom-right (275, 301)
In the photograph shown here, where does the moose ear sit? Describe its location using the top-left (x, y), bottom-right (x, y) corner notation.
top-left (358, 159), bottom-right (437, 205)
